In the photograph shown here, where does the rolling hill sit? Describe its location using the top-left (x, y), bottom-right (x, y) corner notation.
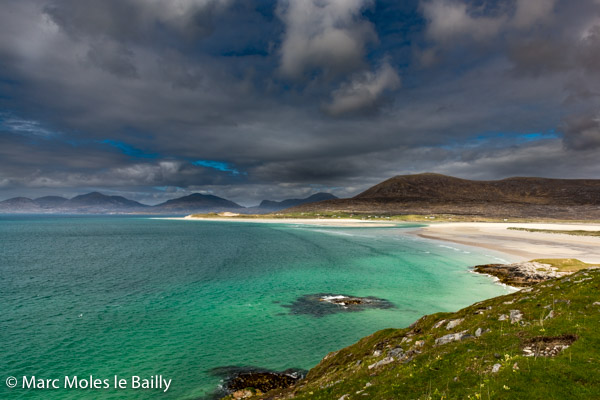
top-left (152, 193), bottom-right (244, 213)
top-left (284, 173), bottom-right (600, 219)
top-left (248, 193), bottom-right (338, 214)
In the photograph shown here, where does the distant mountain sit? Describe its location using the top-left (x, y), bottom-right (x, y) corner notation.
top-left (251, 192), bottom-right (338, 213)
top-left (284, 173), bottom-right (600, 219)
top-left (0, 197), bottom-right (41, 213)
top-left (0, 192), bottom-right (147, 214)
top-left (34, 196), bottom-right (68, 209)
top-left (0, 191), bottom-right (243, 214)
top-left (153, 193), bottom-right (243, 213)
top-left (67, 192), bottom-right (146, 211)
top-left (2, 174), bottom-right (600, 218)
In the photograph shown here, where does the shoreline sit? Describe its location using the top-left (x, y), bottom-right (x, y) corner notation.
top-left (166, 216), bottom-right (600, 263)
top-left (162, 216), bottom-right (400, 228)
top-left (417, 222), bottom-right (600, 263)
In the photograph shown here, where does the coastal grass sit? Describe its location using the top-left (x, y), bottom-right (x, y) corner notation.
top-left (508, 227), bottom-right (600, 237)
top-left (229, 268), bottom-right (600, 400)
top-left (531, 258), bottom-right (599, 272)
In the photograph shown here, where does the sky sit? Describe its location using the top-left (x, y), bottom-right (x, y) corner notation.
top-left (1, 0), bottom-right (600, 206)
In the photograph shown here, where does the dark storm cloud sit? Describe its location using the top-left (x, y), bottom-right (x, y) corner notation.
top-left (43, 0), bottom-right (230, 45)
top-left (1, 0), bottom-right (600, 204)
top-left (561, 113), bottom-right (600, 150)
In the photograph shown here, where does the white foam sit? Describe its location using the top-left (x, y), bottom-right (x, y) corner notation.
top-left (321, 295), bottom-right (348, 301)
top-left (438, 244), bottom-right (461, 251)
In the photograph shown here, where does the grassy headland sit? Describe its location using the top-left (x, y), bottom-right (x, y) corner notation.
top-left (224, 263), bottom-right (600, 400)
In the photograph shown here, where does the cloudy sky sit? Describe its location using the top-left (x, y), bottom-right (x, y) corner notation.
top-left (1, 0), bottom-right (600, 205)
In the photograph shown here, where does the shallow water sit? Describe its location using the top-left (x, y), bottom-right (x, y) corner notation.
top-left (0, 216), bottom-right (515, 399)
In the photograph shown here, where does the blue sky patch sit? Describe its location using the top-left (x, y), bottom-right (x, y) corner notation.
top-left (192, 160), bottom-right (241, 176)
top-left (100, 139), bottom-right (159, 159)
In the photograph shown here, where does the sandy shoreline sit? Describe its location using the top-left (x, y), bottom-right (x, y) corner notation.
top-left (163, 216), bottom-right (398, 227)
top-left (165, 216), bottom-right (600, 263)
top-left (418, 222), bottom-right (600, 263)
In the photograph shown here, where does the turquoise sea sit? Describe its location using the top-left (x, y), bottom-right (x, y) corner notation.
top-left (0, 216), bottom-right (515, 399)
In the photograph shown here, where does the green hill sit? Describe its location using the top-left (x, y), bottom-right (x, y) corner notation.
top-left (225, 267), bottom-right (600, 399)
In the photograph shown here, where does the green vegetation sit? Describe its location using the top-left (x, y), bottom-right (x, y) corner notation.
top-left (230, 267), bottom-right (600, 399)
top-left (508, 227), bottom-right (600, 237)
top-left (530, 259), bottom-right (598, 272)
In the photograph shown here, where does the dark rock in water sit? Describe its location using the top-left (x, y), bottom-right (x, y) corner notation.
top-left (208, 366), bottom-right (306, 398)
top-left (283, 293), bottom-right (394, 317)
top-left (227, 372), bottom-right (298, 392)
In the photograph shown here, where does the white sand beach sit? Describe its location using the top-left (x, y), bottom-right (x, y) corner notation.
top-left (418, 222), bottom-right (600, 263)
top-left (169, 216), bottom-right (398, 227)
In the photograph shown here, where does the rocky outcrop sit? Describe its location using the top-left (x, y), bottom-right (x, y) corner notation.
top-left (435, 330), bottom-right (473, 346)
top-left (211, 366), bottom-right (305, 399)
top-left (473, 261), bottom-right (571, 287)
top-left (522, 334), bottom-right (577, 357)
top-left (226, 372), bottom-right (300, 393)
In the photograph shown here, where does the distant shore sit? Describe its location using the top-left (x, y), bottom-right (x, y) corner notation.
top-left (163, 216), bottom-right (399, 227)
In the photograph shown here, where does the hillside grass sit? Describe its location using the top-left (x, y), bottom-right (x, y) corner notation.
top-left (229, 267), bottom-right (600, 400)
top-left (508, 227), bottom-right (600, 237)
top-left (531, 258), bottom-right (599, 272)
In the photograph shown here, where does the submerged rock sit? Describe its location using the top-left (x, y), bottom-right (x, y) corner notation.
top-left (282, 293), bottom-right (394, 317)
top-left (227, 372), bottom-right (298, 393)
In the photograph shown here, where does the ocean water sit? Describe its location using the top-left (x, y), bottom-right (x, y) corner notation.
top-left (0, 216), bottom-right (515, 399)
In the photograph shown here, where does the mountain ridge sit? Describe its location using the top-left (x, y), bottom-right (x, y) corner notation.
top-left (254, 193), bottom-right (338, 213)
top-left (284, 173), bottom-right (600, 219)
top-left (0, 191), bottom-right (337, 215)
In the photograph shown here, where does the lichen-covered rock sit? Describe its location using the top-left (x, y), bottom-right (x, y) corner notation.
top-left (446, 318), bottom-right (464, 330)
top-left (435, 330), bottom-right (468, 346)
top-left (368, 357), bottom-right (394, 370)
top-left (509, 309), bottom-right (523, 324)
top-left (433, 319), bottom-right (447, 329)
top-left (388, 347), bottom-right (405, 358)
